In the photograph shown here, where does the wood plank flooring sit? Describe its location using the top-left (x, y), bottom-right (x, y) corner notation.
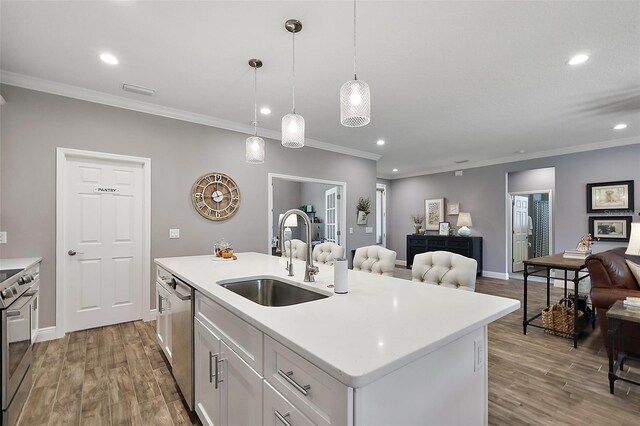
top-left (19, 272), bottom-right (640, 425)
top-left (19, 321), bottom-right (199, 426)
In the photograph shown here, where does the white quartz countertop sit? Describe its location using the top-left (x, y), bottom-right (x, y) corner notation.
top-left (155, 252), bottom-right (519, 388)
top-left (0, 257), bottom-right (42, 271)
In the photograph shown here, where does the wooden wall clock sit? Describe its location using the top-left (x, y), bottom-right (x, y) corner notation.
top-left (191, 172), bottom-right (241, 221)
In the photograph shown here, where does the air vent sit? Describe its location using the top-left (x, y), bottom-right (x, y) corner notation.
top-left (121, 83), bottom-right (157, 97)
top-left (454, 160), bottom-right (469, 164)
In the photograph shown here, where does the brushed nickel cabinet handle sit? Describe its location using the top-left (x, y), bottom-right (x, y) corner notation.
top-left (278, 369), bottom-right (310, 396)
top-left (209, 351), bottom-right (215, 384)
top-left (275, 410), bottom-right (292, 426)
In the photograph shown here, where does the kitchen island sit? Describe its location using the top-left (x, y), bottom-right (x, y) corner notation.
top-left (155, 252), bottom-right (519, 425)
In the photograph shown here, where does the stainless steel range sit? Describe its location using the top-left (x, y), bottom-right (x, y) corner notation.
top-left (1, 263), bottom-right (39, 426)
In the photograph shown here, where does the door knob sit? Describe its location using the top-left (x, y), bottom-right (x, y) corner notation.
top-left (68, 250), bottom-right (84, 256)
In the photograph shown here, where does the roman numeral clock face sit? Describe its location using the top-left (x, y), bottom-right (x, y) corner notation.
top-left (191, 173), bottom-right (241, 221)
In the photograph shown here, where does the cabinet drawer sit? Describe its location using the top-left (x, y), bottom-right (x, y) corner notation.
top-left (426, 239), bottom-right (447, 249)
top-left (195, 292), bottom-right (263, 375)
top-left (263, 381), bottom-right (317, 426)
top-left (264, 336), bottom-right (350, 425)
top-left (157, 266), bottom-right (171, 280)
top-left (447, 239), bottom-right (471, 249)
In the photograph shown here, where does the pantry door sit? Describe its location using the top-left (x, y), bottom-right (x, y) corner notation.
top-left (57, 148), bottom-right (151, 334)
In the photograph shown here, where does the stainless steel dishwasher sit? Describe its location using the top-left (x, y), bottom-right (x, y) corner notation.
top-left (158, 275), bottom-right (194, 410)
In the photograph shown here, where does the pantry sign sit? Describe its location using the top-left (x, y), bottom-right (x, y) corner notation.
top-left (93, 187), bottom-right (120, 194)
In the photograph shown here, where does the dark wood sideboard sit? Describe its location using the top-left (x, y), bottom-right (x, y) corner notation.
top-left (406, 235), bottom-right (483, 276)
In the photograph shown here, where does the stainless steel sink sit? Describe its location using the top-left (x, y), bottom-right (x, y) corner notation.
top-left (219, 278), bottom-right (328, 306)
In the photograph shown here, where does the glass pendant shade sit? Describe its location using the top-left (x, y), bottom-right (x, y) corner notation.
top-left (245, 136), bottom-right (265, 164)
top-left (281, 113), bottom-right (305, 148)
top-left (340, 79), bottom-right (370, 127)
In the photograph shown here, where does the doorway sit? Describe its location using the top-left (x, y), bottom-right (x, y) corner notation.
top-left (267, 173), bottom-right (347, 254)
top-left (509, 191), bottom-right (553, 273)
top-left (376, 184), bottom-right (387, 246)
top-left (56, 148), bottom-right (151, 337)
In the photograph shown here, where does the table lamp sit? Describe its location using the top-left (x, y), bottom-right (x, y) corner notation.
top-left (626, 222), bottom-right (640, 255)
top-left (279, 213), bottom-right (298, 241)
top-left (457, 212), bottom-right (472, 237)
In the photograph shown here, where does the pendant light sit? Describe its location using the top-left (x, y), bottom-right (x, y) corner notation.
top-left (282, 19), bottom-right (305, 148)
top-left (340, 0), bottom-right (370, 127)
top-left (246, 59), bottom-right (265, 164)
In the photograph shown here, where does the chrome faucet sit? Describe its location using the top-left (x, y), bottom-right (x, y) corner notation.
top-left (278, 209), bottom-right (319, 282)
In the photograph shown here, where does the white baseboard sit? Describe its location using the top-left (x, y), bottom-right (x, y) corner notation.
top-left (482, 270), bottom-right (509, 280)
top-left (145, 309), bottom-right (157, 322)
top-left (34, 326), bottom-right (58, 342)
top-left (396, 260), bottom-right (407, 267)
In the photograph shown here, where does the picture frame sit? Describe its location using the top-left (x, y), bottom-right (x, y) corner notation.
top-left (447, 202), bottom-right (460, 215)
top-left (586, 180), bottom-right (634, 213)
top-left (356, 210), bottom-right (368, 225)
top-left (438, 221), bottom-right (450, 236)
top-left (589, 216), bottom-right (632, 242)
top-left (424, 198), bottom-right (445, 230)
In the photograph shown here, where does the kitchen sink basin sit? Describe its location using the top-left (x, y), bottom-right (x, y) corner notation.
top-left (219, 278), bottom-right (328, 306)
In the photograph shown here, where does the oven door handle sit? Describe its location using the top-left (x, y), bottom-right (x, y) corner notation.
top-left (7, 310), bottom-right (21, 318)
top-left (24, 290), bottom-right (38, 297)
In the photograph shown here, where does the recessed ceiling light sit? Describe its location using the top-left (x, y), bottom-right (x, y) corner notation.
top-left (392, 168), bottom-right (398, 172)
top-left (377, 139), bottom-right (385, 146)
top-left (99, 53), bottom-right (119, 65)
top-left (515, 149), bottom-right (525, 154)
top-left (613, 123), bottom-right (628, 130)
top-left (567, 54), bottom-right (589, 66)
top-left (260, 107), bottom-right (271, 115)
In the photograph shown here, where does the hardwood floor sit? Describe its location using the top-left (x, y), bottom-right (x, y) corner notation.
top-left (19, 272), bottom-right (640, 425)
top-left (19, 321), bottom-right (199, 426)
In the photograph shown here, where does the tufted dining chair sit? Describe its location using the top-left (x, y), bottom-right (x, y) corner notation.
top-left (353, 246), bottom-right (397, 276)
top-left (312, 242), bottom-right (345, 265)
top-left (411, 251), bottom-right (477, 291)
top-left (282, 239), bottom-right (307, 261)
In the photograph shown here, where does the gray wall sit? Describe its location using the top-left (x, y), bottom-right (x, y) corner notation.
top-left (272, 179), bottom-right (303, 241)
top-left (0, 85), bottom-right (378, 328)
top-left (388, 144), bottom-right (640, 273)
top-left (508, 167), bottom-right (555, 194)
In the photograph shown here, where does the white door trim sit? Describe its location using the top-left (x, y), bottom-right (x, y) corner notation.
top-left (376, 183), bottom-right (387, 247)
top-left (56, 147), bottom-right (151, 338)
top-left (267, 173), bottom-right (347, 254)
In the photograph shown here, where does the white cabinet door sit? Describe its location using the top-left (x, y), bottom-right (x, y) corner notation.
top-left (156, 283), bottom-right (172, 365)
top-left (219, 340), bottom-right (263, 426)
top-left (195, 318), bottom-right (222, 426)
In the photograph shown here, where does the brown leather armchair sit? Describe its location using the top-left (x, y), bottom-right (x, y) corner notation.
top-left (586, 247), bottom-right (640, 354)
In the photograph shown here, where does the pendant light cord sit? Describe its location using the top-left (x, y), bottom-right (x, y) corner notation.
top-left (253, 66), bottom-right (258, 136)
top-left (353, 0), bottom-right (357, 80)
top-left (292, 30), bottom-right (296, 114)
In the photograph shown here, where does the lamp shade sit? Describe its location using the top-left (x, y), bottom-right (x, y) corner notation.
top-left (457, 212), bottom-right (472, 227)
top-left (282, 113), bottom-right (305, 148)
top-left (245, 136), bottom-right (265, 164)
top-left (340, 79), bottom-right (370, 127)
top-left (627, 222), bottom-right (640, 255)
top-left (279, 214), bottom-right (298, 228)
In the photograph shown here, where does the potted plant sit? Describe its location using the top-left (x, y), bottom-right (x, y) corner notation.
top-left (356, 197), bottom-right (371, 225)
top-left (411, 213), bottom-right (425, 234)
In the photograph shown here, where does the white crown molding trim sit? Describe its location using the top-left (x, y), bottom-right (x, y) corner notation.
top-left (0, 71), bottom-right (381, 162)
top-left (34, 326), bottom-right (58, 343)
top-left (378, 135), bottom-right (640, 180)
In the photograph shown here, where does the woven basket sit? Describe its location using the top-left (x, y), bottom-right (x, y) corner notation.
top-left (541, 297), bottom-right (585, 338)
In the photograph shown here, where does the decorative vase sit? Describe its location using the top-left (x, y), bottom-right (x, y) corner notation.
top-left (414, 225), bottom-right (422, 234)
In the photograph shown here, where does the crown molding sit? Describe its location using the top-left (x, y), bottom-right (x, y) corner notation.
top-left (379, 135), bottom-right (640, 180)
top-left (0, 70), bottom-right (382, 162)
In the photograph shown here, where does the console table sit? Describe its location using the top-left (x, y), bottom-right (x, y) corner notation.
top-left (522, 253), bottom-right (595, 348)
top-left (406, 235), bottom-right (483, 276)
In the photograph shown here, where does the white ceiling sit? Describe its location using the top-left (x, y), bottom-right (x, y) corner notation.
top-left (1, 1), bottom-right (639, 178)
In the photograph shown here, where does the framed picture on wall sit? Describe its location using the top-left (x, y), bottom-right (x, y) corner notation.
top-left (438, 222), bottom-right (450, 236)
top-left (586, 180), bottom-right (634, 213)
top-left (424, 198), bottom-right (445, 230)
top-left (447, 202), bottom-right (460, 215)
top-left (589, 216), bottom-right (632, 242)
